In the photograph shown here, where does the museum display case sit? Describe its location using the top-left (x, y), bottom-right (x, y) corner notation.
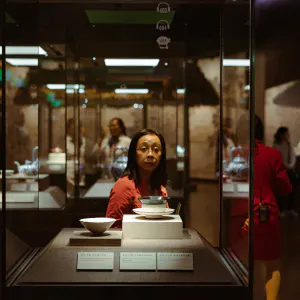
top-left (1, 1), bottom-right (253, 300)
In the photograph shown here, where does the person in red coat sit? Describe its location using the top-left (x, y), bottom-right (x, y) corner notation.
top-left (241, 115), bottom-right (292, 300)
top-left (106, 129), bottom-right (168, 228)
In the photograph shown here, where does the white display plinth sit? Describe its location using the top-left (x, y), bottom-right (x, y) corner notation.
top-left (122, 214), bottom-right (183, 239)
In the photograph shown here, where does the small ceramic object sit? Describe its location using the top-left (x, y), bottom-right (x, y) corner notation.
top-left (79, 217), bottom-right (116, 235)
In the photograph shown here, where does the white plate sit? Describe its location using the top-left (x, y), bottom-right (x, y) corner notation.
top-left (133, 208), bottom-right (175, 219)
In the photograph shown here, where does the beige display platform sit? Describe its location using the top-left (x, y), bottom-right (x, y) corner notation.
top-left (123, 214), bottom-right (183, 239)
top-left (14, 228), bottom-right (238, 285)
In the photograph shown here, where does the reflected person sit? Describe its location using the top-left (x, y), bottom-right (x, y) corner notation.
top-left (273, 127), bottom-right (298, 218)
top-left (242, 116), bottom-right (292, 300)
top-left (66, 118), bottom-right (86, 186)
top-left (93, 118), bottom-right (131, 178)
top-left (106, 129), bottom-right (169, 228)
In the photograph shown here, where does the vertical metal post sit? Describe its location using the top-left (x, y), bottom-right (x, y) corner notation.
top-left (0, 2), bottom-right (6, 297)
top-left (249, 0), bottom-right (255, 298)
top-left (219, 4), bottom-right (224, 248)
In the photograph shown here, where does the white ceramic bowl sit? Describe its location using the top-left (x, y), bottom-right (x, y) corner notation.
top-left (80, 218), bottom-right (116, 235)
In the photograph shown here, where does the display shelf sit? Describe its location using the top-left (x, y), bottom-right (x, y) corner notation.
top-left (14, 228), bottom-right (238, 285)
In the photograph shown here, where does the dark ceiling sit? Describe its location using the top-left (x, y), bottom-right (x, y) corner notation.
top-left (4, 2), bottom-right (249, 59)
top-left (2, 1), bottom-right (250, 107)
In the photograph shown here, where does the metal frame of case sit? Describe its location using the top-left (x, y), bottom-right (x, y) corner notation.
top-left (1, 1), bottom-right (254, 299)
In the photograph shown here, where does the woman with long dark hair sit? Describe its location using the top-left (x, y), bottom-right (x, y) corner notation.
top-left (106, 129), bottom-right (168, 228)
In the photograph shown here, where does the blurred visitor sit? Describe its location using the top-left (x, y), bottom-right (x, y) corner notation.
top-left (242, 116), bottom-right (292, 300)
top-left (273, 126), bottom-right (298, 218)
top-left (66, 118), bottom-right (86, 187)
top-left (92, 118), bottom-right (131, 178)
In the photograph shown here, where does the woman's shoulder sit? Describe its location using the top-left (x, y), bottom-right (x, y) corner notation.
top-left (119, 135), bottom-right (131, 143)
top-left (258, 143), bottom-right (282, 159)
top-left (112, 176), bottom-right (136, 191)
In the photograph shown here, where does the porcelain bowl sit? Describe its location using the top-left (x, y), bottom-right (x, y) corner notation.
top-left (139, 196), bottom-right (170, 212)
top-left (79, 217), bottom-right (116, 235)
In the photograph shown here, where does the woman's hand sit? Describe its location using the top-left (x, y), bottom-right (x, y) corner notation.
top-left (242, 218), bottom-right (249, 231)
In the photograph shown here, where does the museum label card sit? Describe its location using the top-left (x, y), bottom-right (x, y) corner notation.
top-left (120, 252), bottom-right (156, 270)
top-left (77, 252), bottom-right (114, 270)
top-left (157, 253), bottom-right (193, 271)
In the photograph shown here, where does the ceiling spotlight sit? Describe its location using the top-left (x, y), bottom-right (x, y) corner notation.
top-left (93, 57), bottom-right (96, 61)
top-left (164, 62), bottom-right (168, 67)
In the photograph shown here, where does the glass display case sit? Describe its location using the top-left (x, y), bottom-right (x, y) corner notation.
top-left (1, 1), bottom-right (253, 300)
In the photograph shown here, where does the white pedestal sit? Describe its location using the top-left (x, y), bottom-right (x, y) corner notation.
top-left (122, 214), bottom-right (183, 239)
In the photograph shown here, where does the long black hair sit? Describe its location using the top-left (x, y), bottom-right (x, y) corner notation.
top-left (255, 115), bottom-right (264, 141)
top-left (274, 126), bottom-right (288, 144)
top-left (122, 129), bottom-right (168, 190)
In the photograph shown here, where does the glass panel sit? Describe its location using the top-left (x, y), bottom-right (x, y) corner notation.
top-left (222, 1), bottom-right (250, 268)
top-left (0, 8), bottom-right (4, 294)
top-left (2, 2), bottom-right (252, 297)
top-left (4, 2), bottom-right (39, 280)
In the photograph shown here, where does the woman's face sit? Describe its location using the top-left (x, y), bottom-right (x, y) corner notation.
top-left (109, 119), bottom-right (122, 138)
top-left (136, 134), bottom-right (162, 174)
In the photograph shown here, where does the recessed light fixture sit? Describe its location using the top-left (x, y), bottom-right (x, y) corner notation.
top-left (0, 46), bottom-right (47, 56)
top-left (223, 59), bottom-right (250, 67)
top-left (66, 88), bottom-right (85, 94)
top-left (5, 58), bottom-right (39, 66)
top-left (46, 84), bottom-right (66, 90)
top-left (115, 88), bottom-right (149, 94)
top-left (66, 89), bottom-right (75, 94)
top-left (46, 84), bottom-right (85, 90)
top-left (164, 62), bottom-right (169, 66)
top-left (177, 89), bottom-right (185, 94)
top-left (93, 57), bottom-right (96, 61)
top-left (105, 59), bottom-right (159, 67)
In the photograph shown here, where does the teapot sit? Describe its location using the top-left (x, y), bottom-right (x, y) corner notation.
top-left (110, 146), bottom-right (129, 181)
top-left (224, 146), bottom-right (249, 181)
top-left (14, 146), bottom-right (39, 175)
